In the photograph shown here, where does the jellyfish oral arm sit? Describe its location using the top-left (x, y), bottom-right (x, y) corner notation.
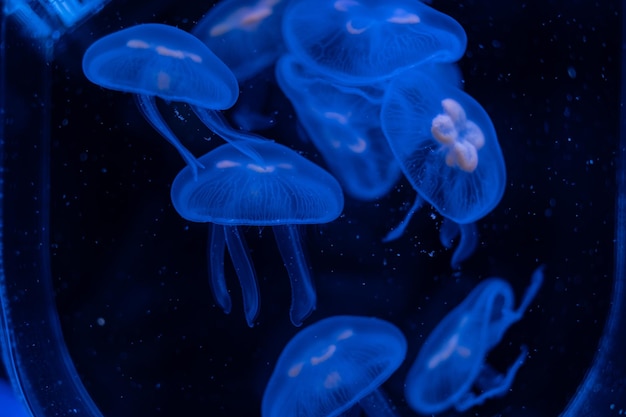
top-left (191, 105), bottom-right (267, 163)
top-left (382, 194), bottom-right (424, 243)
top-left (134, 94), bottom-right (203, 177)
top-left (443, 221), bottom-right (478, 269)
top-left (272, 225), bottom-right (316, 327)
top-left (208, 224), bottom-right (232, 314)
top-left (516, 266), bottom-right (545, 315)
top-left (223, 225), bottom-right (260, 327)
top-left (454, 345), bottom-right (529, 412)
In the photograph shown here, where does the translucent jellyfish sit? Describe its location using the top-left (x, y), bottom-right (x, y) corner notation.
top-left (262, 315), bottom-right (406, 417)
top-left (193, 0), bottom-right (290, 81)
top-left (82, 23), bottom-right (266, 179)
top-left (381, 66), bottom-right (506, 224)
top-left (170, 141), bottom-right (344, 327)
top-left (282, 0), bottom-right (467, 83)
top-left (405, 267), bottom-right (544, 413)
top-left (276, 55), bottom-right (401, 201)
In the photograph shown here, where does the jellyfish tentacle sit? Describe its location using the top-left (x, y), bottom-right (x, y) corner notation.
top-left (273, 225), bottom-right (316, 327)
top-left (382, 194), bottom-right (423, 243)
top-left (357, 387), bottom-right (401, 417)
top-left (135, 94), bottom-right (203, 178)
top-left (208, 224), bottom-right (232, 314)
top-left (191, 105), bottom-right (267, 164)
top-left (450, 222), bottom-right (478, 268)
top-left (515, 265), bottom-right (544, 315)
top-left (455, 345), bottom-right (528, 412)
top-left (439, 217), bottom-right (459, 248)
top-left (224, 225), bottom-right (260, 327)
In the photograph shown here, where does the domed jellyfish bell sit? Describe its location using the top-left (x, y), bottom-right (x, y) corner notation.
top-left (380, 67), bottom-right (505, 261)
top-left (193, 0), bottom-right (291, 83)
top-left (262, 315), bottom-right (407, 417)
top-left (170, 141), bottom-right (344, 327)
top-left (82, 23), bottom-right (265, 180)
top-left (276, 55), bottom-right (402, 201)
top-left (282, 0), bottom-right (467, 84)
top-left (405, 267), bottom-right (544, 414)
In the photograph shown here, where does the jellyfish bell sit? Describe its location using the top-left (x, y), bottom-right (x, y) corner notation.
top-left (262, 315), bottom-right (407, 417)
top-left (405, 267), bottom-right (544, 413)
top-left (83, 23), bottom-right (267, 177)
top-left (193, 0), bottom-right (290, 82)
top-left (82, 23), bottom-right (240, 177)
top-left (275, 55), bottom-right (402, 201)
top-left (82, 23), bottom-right (239, 108)
top-left (381, 66), bottom-right (506, 225)
top-left (170, 141), bottom-right (344, 327)
top-left (282, 0), bottom-right (467, 84)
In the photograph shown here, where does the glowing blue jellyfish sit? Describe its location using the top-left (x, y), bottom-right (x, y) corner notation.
top-left (82, 23), bottom-right (266, 179)
top-left (170, 141), bottom-right (344, 327)
top-left (282, 0), bottom-right (467, 84)
top-left (276, 55), bottom-right (401, 201)
top-left (381, 66), bottom-right (506, 224)
top-left (262, 315), bottom-right (406, 417)
top-left (193, 0), bottom-right (290, 82)
top-left (405, 267), bottom-right (544, 414)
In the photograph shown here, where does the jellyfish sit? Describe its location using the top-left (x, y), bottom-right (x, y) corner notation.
top-left (262, 315), bottom-right (406, 417)
top-left (282, 0), bottom-right (467, 84)
top-left (82, 23), bottom-right (266, 179)
top-left (193, 0), bottom-right (290, 82)
top-left (276, 55), bottom-right (401, 201)
top-left (381, 66), bottom-right (506, 225)
top-left (170, 140), bottom-right (344, 327)
top-left (405, 266), bottom-right (544, 414)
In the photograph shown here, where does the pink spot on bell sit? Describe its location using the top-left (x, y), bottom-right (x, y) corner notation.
top-left (324, 111), bottom-right (350, 125)
top-left (334, 0), bottom-right (359, 12)
top-left (386, 9), bottom-right (420, 24)
top-left (210, 0), bottom-right (281, 36)
top-left (156, 45), bottom-right (185, 60)
top-left (311, 344), bottom-right (337, 365)
top-left (452, 142), bottom-right (479, 173)
top-left (185, 52), bottom-right (202, 63)
top-left (157, 71), bottom-right (171, 90)
top-left (432, 114), bottom-right (457, 145)
top-left (127, 39), bottom-right (150, 49)
top-left (346, 20), bottom-right (369, 34)
top-left (216, 160), bottom-right (241, 169)
top-left (464, 121), bottom-right (486, 150)
top-left (427, 333), bottom-right (460, 370)
top-left (441, 98), bottom-right (467, 125)
top-left (247, 163), bottom-right (276, 173)
top-left (348, 137), bottom-right (367, 153)
top-left (288, 362), bottom-right (304, 377)
top-left (336, 329), bottom-right (354, 341)
top-left (323, 371), bottom-right (342, 389)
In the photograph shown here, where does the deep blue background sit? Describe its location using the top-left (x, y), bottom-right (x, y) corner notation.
top-left (3, 0), bottom-right (616, 416)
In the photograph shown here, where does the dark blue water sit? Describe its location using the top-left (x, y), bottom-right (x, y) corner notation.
top-left (1, 0), bottom-right (622, 416)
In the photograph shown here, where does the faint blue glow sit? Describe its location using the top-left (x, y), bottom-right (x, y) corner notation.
top-left (3, 0), bottom-right (109, 39)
